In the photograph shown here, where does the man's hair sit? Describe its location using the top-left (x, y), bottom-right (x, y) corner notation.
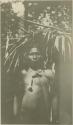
top-left (24, 31), bottom-right (46, 57)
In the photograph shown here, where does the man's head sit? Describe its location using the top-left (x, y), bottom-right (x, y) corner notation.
top-left (22, 31), bottom-right (46, 69)
top-left (28, 47), bottom-right (42, 62)
top-left (26, 47), bottom-right (44, 70)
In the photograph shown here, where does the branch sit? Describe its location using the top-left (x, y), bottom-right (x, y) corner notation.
top-left (21, 18), bottom-right (71, 36)
top-left (19, 26), bottom-right (30, 34)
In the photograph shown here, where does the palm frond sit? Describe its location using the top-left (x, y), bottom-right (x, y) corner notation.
top-left (7, 51), bottom-right (16, 72)
top-left (4, 35), bottom-right (29, 65)
top-left (14, 56), bottom-right (19, 71)
top-left (20, 17), bottom-right (71, 36)
top-left (54, 34), bottom-right (72, 62)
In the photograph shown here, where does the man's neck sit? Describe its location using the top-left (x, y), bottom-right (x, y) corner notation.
top-left (29, 66), bottom-right (40, 71)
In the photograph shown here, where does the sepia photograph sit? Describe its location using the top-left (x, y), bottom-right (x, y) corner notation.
top-left (1, 0), bottom-right (72, 124)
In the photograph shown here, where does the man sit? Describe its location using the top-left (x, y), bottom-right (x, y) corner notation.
top-left (13, 34), bottom-right (55, 124)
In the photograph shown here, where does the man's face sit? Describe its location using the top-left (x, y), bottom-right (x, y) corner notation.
top-left (28, 48), bottom-right (41, 62)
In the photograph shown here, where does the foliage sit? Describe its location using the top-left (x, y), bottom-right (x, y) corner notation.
top-left (1, 1), bottom-right (72, 72)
